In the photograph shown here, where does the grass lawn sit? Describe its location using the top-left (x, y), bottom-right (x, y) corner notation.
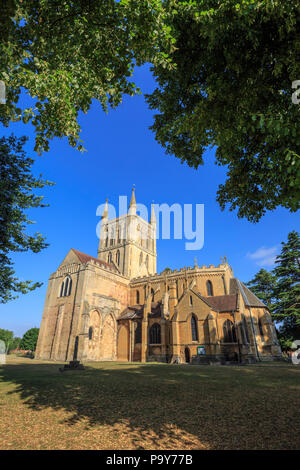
top-left (0, 356), bottom-right (299, 450)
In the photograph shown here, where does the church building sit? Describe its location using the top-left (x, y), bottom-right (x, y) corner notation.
top-left (35, 189), bottom-right (282, 364)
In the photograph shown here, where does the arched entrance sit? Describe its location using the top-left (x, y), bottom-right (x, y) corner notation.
top-left (184, 347), bottom-right (190, 363)
top-left (117, 324), bottom-right (129, 361)
top-left (88, 310), bottom-right (101, 360)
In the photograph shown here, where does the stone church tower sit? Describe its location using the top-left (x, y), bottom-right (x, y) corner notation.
top-left (97, 188), bottom-right (157, 279)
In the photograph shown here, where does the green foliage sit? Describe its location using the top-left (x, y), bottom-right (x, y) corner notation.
top-left (245, 268), bottom-right (277, 312)
top-left (0, 328), bottom-right (14, 352)
top-left (246, 231), bottom-right (300, 343)
top-left (146, 0), bottom-right (300, 222)
top-left (9, 336), bottom-right (22, 351)
top-left (272, 231), bottom-right (300, 338)
top-left (278, 336), bottom-right (294, 353)
top-left (0, 0), bottom-right (174, 154)
top-left (0, 134), bottom-right (54, 303)
top-left (20, 327), bottom-right (39, 351)
top-left (2, 1), bottom-right (298, 223)
top-left (161, 267), bottom-right (172, 273)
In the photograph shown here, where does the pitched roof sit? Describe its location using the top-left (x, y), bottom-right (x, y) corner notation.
top-left (118, 302), bottom-right (162, 320)
top-left (230, 278), bottom-right (266, 308)
top-left (202, 294), bottom-right (238, 312)
top-left (71, 248), bottom-right (118, 272)
top-left (119, 305), bottom-right (143, 320)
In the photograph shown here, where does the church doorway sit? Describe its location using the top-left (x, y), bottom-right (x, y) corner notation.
top-left (184, 347), bottom-right (190, 363)
top-left (117, 325), bottom-right (130, 361)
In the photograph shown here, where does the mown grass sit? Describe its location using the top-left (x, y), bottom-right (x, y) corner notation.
top-left (0, 356), bottom-right (299, 450)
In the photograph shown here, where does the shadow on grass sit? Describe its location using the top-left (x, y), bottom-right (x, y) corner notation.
top-left (0, 360), bottom-right (299, 449)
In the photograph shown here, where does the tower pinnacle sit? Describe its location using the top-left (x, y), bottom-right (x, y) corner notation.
top-left (128, 187), bottom-right (136, 215)
top-left (150, 202), bottom-right (156, 225)
top-left (102, 198), bottom-right (108, 220)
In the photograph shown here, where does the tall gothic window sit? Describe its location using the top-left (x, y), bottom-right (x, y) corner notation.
top-left (136, 290), bottom-right (140, 304)
top-left (258, 318), bottom-right (264, 338)
top-left (189, 295), bottom-right (193, 306)
top-left (151, 288), bottom-right (155, 302)
top-left (222, 275), bottom-right (227, 294)
top-left (242, 315), bottom-right (250, 343)
top-left (191, 315), bottom-right (198, 341)
top-left (206, 280), bottom-right (213, 296)
top-left (145, 255), bottom-right (149, 269)
top-left (139, 251), bottom-right (143, 266)
top-left (149, 323), bottom-right (161, 344)
top-left (116, 250), bottom-right (120, 265)
top-left (60, 276), bottom-right (72, 297)
top-left (88, 327), bottom-right (93, 340)
top-left (223, 319), bottom-right (237, 343)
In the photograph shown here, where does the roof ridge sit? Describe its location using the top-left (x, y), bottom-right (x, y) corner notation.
top-left (71, 248), bottom-right (117, 270)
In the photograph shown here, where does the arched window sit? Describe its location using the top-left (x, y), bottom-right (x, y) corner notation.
top-left (63, 277), bottom-right (69, 297)
top-left (222, 275), bottom-right (227, 294)
top-left (258, 318), bottom-right (264, 338)
top-left (145, 255), bottom-right (149, 269)
top-left (60, 276), bottom-right (72, 297)
top-left (151, 288), bottom-right (155, 302)
top-left (136, 290), bottom-right (140, 304)
top-left (191, 315), bottom-right (198, 341)
top-left (223, 319), bottom-right (237, 343)
top-left (68, 277), bottom-right (72, 296)
top-left (206, 280), bottom-right (213, 296)
top-left (60, 281), bottom-right (65, 297)
top-left (139, 251), bottom-right (143, 266)
top-left (149, 323), bottom-right (161, 344)
top-left (88, 326), bottom-right (93, 340)
top-left (135, 322), bottom-right (141, 344)
top-left (116, 250), bottom-right (120, 265)
top-left (242, 315), bottom-right (249, 344)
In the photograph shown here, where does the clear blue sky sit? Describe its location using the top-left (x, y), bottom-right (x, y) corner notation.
top-left (1, 65), bottom-right (299, 337)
